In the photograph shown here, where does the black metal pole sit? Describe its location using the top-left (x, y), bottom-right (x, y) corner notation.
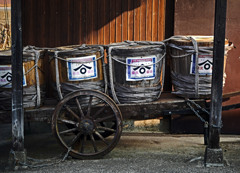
top-left (11, 0), bottom-right (24, 152)
top-left (205, 0), bottom-right (227, 166)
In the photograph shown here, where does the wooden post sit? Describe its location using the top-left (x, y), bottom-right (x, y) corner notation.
top-left (9, 0), bottom-right (26, 169)
top-left (204, 0), bottom-right (227, 167)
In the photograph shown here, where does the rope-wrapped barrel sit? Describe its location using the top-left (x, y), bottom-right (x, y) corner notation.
top-left (168, 36), bottom-right (233, 99)
top-left (48, 45), bottom-right (106, 105)
top-left (0, 47), bottom-right (47, 110)
top-left (107, 41), bottom-right (166, 104)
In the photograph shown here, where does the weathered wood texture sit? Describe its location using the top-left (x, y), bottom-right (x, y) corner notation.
top-left (21, 0), bottom-right (165, 47)
top-left (0, 0), bottom-right (10, 7)
top-left (0, 93), bottom-right (205, 123)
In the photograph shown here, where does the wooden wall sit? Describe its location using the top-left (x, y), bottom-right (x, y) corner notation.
top-left (173, 0), bottom-right (240, 134)
top-left (0, 0), bottom-right (10, 7)
top-left (22, 0), bottom-right (165, 47)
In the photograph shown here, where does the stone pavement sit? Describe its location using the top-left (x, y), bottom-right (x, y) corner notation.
top-left (0, 122), bottom-right (240, 173)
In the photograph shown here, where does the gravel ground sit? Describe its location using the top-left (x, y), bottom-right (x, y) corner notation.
top-left (0, 123), bottom-right (240, 173)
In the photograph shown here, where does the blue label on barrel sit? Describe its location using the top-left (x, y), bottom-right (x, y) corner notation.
top-left (67, 55), bottom-right (97, 81)
top-left (190, 54), bottom-right (213, 75)
top-left (126, 56), bottom-right (156, 81)
top-left (0, 65), bottom-right (27, 88)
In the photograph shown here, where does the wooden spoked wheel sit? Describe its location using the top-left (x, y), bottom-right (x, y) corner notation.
top-left (52, 90), bottom-right (122, 159)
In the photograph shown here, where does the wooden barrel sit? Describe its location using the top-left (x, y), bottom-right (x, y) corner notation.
top-left (107, 41), bottom-right (166, 104)
top-left (168, 36), bottom-right (232, 99)
top-left (0, 47), bottom-right (47, 110)
top-left (48, 45), bottom-right (105, 102)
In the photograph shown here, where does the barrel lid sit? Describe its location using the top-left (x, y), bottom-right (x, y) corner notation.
top-left (111, 44), bottom-right (161, 50)
top-left (48, 45), bottom-right (102, 57)
top-left (171, 35), bottom-right (229, 45)
top-left (0, 47), bottom-right (45, 63)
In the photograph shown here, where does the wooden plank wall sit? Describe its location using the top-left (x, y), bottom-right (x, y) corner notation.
top-left (22, 0), bottom-right (165, 47)
top-left (174, 0), bottom-right (240, 134)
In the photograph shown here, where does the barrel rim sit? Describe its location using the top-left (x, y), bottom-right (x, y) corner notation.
top-left (170, 35), bottom-right (229, 45)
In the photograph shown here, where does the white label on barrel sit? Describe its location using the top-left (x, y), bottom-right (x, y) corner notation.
top-left (0, 65), bottom-right (27, 88)
top-left (190, 54), bottom-right (213, 75)
top-left (126, 56), bottom-right (156, 81)
top-left (67, 55), bottom-right (98, 81)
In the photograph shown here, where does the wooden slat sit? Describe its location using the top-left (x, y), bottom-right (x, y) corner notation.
top-left (27, 0), bottom-right (35, 45)
top-left (104, 0), bottom-right (110, 45)
top-left (22, 0), bottom-right (165, 46)
top-left (115, 0), bottom-right (122, 42)
top-left (140, 0), bottom-right (147, 41)
top-left (98, 0), bottom-right (104, 44)
top-left (110, 0), bottom-right (116, 44)
top-left (146, 0), bottom-right (153, 41)
top-left (72, 0), bottom-right (79, 45)
top-left (158, 0), bottom-right (165, 40)
top-left (60, 0), bottom-right (69, 46)
top-left (48, 0), bottom-right (56, 47)
top-left (223, 91), bottom-right (240, 99)
top-left (54, 0), bottom-right (61, 46)
top-left (67, 0), bottom-right (73, 45)
top-left (80, 0), bottom-right (86, 44)
top-left (134, 0), bottom-right (141, 41)
top-left (86, 0), bottom-right (93, 44)
top-left (152, 0), bottom-right (158, 41)
top-left (35, 0), bottom-right (45, 46)
top-left (92, 0), bottom-right (98, 44)
top-left (128, 0), bottom-right (134, 41)
top-left (42, 0), bottom-right (50, 46)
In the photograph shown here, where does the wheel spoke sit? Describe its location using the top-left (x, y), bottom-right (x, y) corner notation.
top-left (95, 115), bottom-right (115, 123)
top-left (59, 128), bottom-right (78, 135)
top-left (75, 98), bottom-right (85, 119)
top-left (94, 131), bottom-right (109, 145)
top-left (86, 96), bottom-right (93, 117)
top-left (90, 134), bottom-right (98, 152)
top-left (80, 134), bottom-right (87, 153)
top-left (53, 90), bottom-right (122, 159)
top-left (69, 132), bottom-right (82, 147)
top-left (97, 126), bottom-right (116, 132)
top-left (65, 105), bottom-right (81, 121)
top-left (58, 118), bottom-right (76, 125)
top-left (92, 104), bottom-right (107, 118)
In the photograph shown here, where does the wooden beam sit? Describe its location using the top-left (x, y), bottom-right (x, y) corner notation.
top-left (205, 0), bottom-right (227, 167)
top-left (11, 0), bottom-right (24, 152)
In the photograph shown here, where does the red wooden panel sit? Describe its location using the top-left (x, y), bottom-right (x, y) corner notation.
top-left (92, 0), bottom-right (98, 44)
top-left (98, 0), bottom-right (104, 44)
top-left (152, 0), bottom-right (158, 41)
top-left (140, 0), bottom-right (146, 41)
top-left (22, 0), bottom-right (166, 46)
top-left (80, 0), bottom-right (86, 44)
top-left (158, 0), bottom-right (165, 40)
top-left (122, 0), bottom-right (128, 41)
top-left (115, 0), bottom-right (122, 42)
top-left (146, 0), bottom-right (152, 41)
top-left (134, 0), bottom-right (141, 41)
top-left (110, 0), bottom-right (116, 44)
top-left (104, 0), bottom-right (110, 45)
top-left (86, 0), bottom-right (93, 44)
top-left (127, 0), bottom-right (134, 41)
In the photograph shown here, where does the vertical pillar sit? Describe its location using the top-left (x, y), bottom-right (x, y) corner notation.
top-left (204, 0), bottom-right (227, 167)
top-left (10, 0), bottom-right (26, 169)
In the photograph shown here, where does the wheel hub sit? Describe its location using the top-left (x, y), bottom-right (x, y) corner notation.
top-left (78, 119), bottom-right (95, 134)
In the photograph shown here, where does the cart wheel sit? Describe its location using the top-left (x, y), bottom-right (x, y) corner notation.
top-left (52, 90), bottom-right (122, 159)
